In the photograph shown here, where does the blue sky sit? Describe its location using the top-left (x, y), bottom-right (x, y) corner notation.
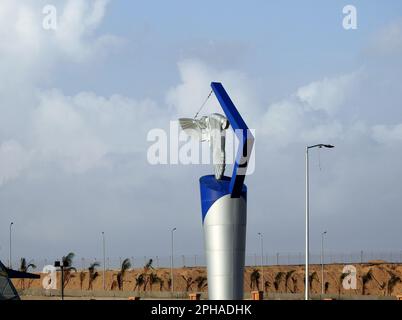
top-left (57, 0), bottom-right (402, 98)
top-left (1, 1), bottom-right (402, 267)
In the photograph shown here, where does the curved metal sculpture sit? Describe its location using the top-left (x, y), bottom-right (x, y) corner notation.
top-left (179, 114), bottom-right (229, 180)
top-left (179, 82), bottom-right (254, 300)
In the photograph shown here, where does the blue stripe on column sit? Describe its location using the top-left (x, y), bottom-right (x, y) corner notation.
top-left (200, 175), bottom-right (247, 223)
top-left (211, 82), bottom-right (254, 198)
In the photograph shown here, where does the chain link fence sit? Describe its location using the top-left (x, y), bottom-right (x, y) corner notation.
top-left (6, 250), bottom-right (402, 272)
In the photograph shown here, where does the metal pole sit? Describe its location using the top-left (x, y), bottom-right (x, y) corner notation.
top-left (305, 147), bottom-right (309, 300)
top-left (321, 231), bottom-right (327, 295)
top-left (171, 227), bottom-right (176, 294)
top-left (9, 222), bottom-right (14, 269)
top-left (258, 233), bottom-right (264, 287)
top-left (61, 265), bottom-right (64, 300)
top-left (304, 144), bottom-right (334, 300)
top-left (102, 232), bottom-right (106, 290)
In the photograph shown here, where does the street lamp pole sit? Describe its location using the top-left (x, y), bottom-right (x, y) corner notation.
top-left (9, 222), bottom-right (14, 269)
top-left (305, 144), bottom-right (334, 300)
top-left (321, 231), bottom-right (327, 296)
top-left (102, 232), bottom-right (106, 290)
top-left (171, 227), bottom-right (177, 294)
top-left (258, 233), bottom-right (264, 286)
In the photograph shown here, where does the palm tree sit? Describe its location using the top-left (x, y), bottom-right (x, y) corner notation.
top-left (274, 272), bottom-right (285, 292)
top-left (79, 271), bottom-right (86, 290)
top-left (361, 270), bottom-right (373, 295)
top-left (338, 271), bottom-right (351, 296)
top-left (149, 273), bottom-right (160, 291)
top-left (19, 258), bottom-right (36, 289)
top-left (250, 269), bottom-right (261, 290)
top-left (144, 259), bottom-right (154, 273)
top-left (62, 252), bottom-right (75, 268)
top-left (309, 272), bottom-right (319, 291)
top-left (324, 282), bottom-right (330, 294)
top-left (291, 277), bottom-right (298, 293)
top-left (386, 272), bottom-right (402, 296)
top-left (117, 258), bottom-right (131, 290)
top-left (195, 276), bottom-right (207, 291)
top-left (61, 252), bottom-right (77, 290)
top-left (285, 270), bottom-right (295, 293)
top-left (158, 278), bottom-right (165, 291)
top-left (134, 273), bottom-right (145, 292)
top-left (88, 262), bottom-right (100, 290)
top-left (181, 275), bottom-right (194, 292)
top-left (264, 280), bottom-right (271, 293)
top-left (111, 280), bottom-right (118, 290)
top-left (167, 277), bottom-right (172, 291)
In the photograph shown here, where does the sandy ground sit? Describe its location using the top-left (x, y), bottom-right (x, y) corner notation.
top-left (13, 262), bottom-right (402, 298)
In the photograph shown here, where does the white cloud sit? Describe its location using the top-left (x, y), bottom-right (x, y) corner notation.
top-left (166, 59), bottom-right (262, 121)
top-left (372, 124), bottom-right (402, 144)
top-left (32, 90), bottom-right (109, 173)
top-left (54, 0), bottom-right (121, 61)
top-left (258, 73), bottom-right (357, 147)
top-left (0, 140), bottom-right (30, 186)
top-left (296, 73), bottom-right (358, 115)
top-left (367, 19), bottom-right (402, 56)
top-left (0, 0), bottom-right (120, 90)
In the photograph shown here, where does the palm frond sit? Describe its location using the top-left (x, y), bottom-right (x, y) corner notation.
top-left (62, 252), bottom-right (75, 267)
top-left (121, 258), bottom-right (131, 275)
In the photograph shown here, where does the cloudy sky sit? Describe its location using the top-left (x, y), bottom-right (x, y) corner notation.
top-left (1, 0), bottom-right (402, 267)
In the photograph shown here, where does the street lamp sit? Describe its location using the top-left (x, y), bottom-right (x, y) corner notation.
top-left (9, 222), bottom-right (14, 269)
top-left (321, 231), bottom-right (327, 296)
top-left (102, 232), bottom-right (106, 290)
top-left (305, 144), bottom-right (334, 300)
top-left (171, 227), bottom-right (177, 294)
top-left (258, 233), bottom-right (264, 286)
